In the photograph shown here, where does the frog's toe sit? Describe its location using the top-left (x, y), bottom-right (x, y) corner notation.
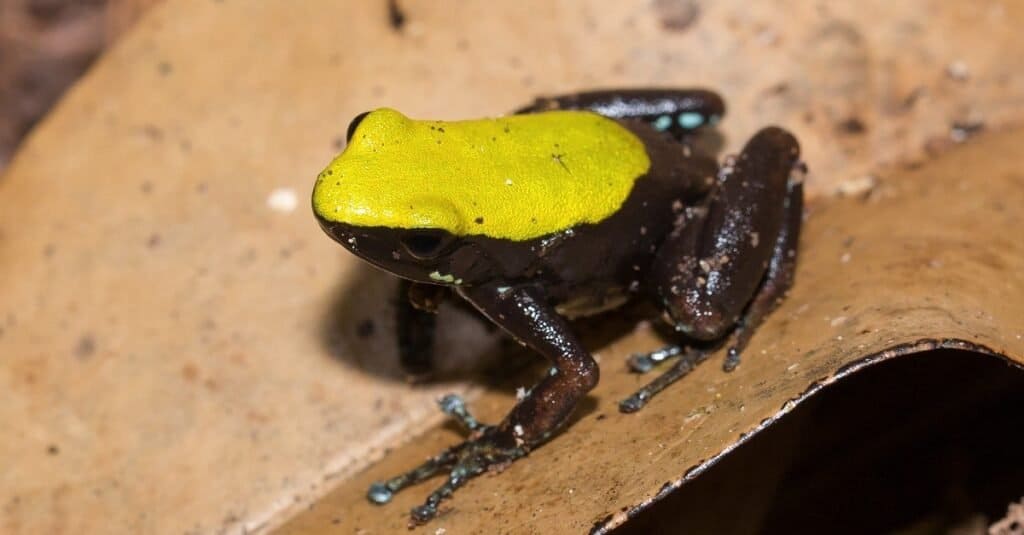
top-left (722, 346), bottom-right (742, 372)
top-left (619, 390), bottom-right (651, 413)
top-left (626, 344), bottom-right (685, 373)
top-left (620, 347), bottom-right (712, 413)
top-left (367, 482), bottom-right (393, 504)
top-left (438, 393), bottom-right (487, 432)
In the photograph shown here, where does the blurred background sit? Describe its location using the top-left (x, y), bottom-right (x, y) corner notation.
top-left (0, 0), bottom-right (159, 170)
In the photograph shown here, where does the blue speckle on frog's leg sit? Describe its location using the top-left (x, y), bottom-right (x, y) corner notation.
top-left (653, 115), bottom-right (673, 131)
top-left (678, 112), bottom-right (705, 129)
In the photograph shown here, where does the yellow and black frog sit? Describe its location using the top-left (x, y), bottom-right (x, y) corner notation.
top-left (311, 89), bottom-right (804, 524)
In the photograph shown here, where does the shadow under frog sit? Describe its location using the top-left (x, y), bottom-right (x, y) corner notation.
top-left (317, 256), bottom-right (644, 399)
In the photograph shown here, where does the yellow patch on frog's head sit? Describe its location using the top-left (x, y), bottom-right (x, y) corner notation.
top-left (312, 107), bottom-right (650, 241)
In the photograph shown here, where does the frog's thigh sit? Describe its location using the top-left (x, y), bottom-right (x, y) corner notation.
top-left (652, 127), bottom-right (800, 340)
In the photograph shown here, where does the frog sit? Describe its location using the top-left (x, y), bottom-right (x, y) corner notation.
top-left (311, 88), bottom-right (805, 525)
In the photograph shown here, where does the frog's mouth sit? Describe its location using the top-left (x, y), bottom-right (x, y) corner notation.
top-left (316, 218), bottom-right (461, 285)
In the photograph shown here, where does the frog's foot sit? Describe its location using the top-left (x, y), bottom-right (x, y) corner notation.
top-left (619, 346), bottom-right (713, 413)
top-left (366, 394), bottom-right (527, 526)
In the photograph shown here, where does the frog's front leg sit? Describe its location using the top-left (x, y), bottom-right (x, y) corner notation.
top-left (517, 88), bottom-right (725, 141)
top-left (622, 127), bottom-right (802, 412)
top-left (395, 280), bottom-right (449, 380)
top-left (368, 283), bottom-right (598, 525)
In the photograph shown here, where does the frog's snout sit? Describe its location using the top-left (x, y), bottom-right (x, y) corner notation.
top-left (316, 218), bottom-right (363, 253)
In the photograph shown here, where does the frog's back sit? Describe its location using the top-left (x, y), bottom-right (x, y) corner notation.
top-left (312, 108), bottom-right (651, 241)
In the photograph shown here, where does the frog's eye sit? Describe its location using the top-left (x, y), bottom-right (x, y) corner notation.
top-left (400, 230), bottom-right (452, 259)
top-left (345, 111), bottom-right (371, 143)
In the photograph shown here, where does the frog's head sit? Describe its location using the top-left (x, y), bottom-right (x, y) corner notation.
top-left (312, 109), bottom-right (493, 286)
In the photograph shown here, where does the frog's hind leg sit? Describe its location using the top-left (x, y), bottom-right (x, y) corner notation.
top-left (722, 169), bottom-right (804, 371)
top-left (516, 89), bottom-right (725, 141)
top-left (620, 127), bottom-right (802, 412)
top-left (654, 127), bottom-right (800, 343)
top-left (619, 176), bottom-right (801, 413)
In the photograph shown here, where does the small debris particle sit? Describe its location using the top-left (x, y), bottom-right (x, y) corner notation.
top-left (837, 117), bottom-right (866, 135)
top-left (653, 0), bottom-right (700, 32)
top-left (47, 444), bottom-right (59, 455)
top-left (157, 61), bottom-right (173, 76)
top-left (516, 387), bottom-right (527, 400)
top-left (141, 124), bottom-right (163, 141)
top-left (387, 0), bottom-right (406, 32)
top-left (146, 234), bottom-right (162, 248)
top-left (755, 28), bottom-right (780, 46)
top-left (835, 175), bottom-right (877, 197)
top-left (764, 82), bottom-right (790, 95)
top-left (946, 60), bottom-right (970, 81)
top-left (840, 252), bottom-right (852, 263)
top-left (951, 119), bottom-right (985, 143)
top-left (902, 87), bottom-right (925, 110)
top-left (267, 187), bottom-right (298, 213)
top-left (830, 316), bottom-right (848, 327)
top-left (474, 217), bottom-right (484, 224)
top-left (74, 334), bottom-right (96, 359)
top-left (181, 363), bottom-right (199, 381)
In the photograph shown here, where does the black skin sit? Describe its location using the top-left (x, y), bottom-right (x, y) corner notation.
top-left (316, 89), bottom-right (804, 524)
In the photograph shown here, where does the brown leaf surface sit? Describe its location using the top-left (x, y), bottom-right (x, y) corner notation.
top-left (277, 126), bottom-right (1024, 533)
top-left (1, 1), bottom-right (1023, 534)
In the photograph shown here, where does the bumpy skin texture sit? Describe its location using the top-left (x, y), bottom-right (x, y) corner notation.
top-left (312, 89), bottom-right (803, 525)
